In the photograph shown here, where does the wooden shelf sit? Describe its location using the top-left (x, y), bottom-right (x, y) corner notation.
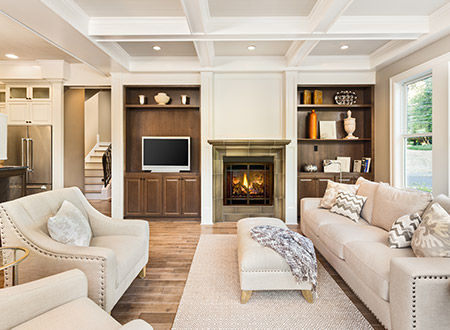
top-left (297, 104), bottom-right (372, 108)
top-left (298, 138), bottom-right (371, 142)
top-left (125, 104), bottom-right (199, 109)
top-left (298, 172), bottom-right (372, 178)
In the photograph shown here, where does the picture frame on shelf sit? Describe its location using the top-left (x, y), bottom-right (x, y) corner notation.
top-left (337, 157), bottom-right (351, 172)
top-left (353, 160), bottom-right (362, 173)
top-left (319, 121), bottom-right (337, 139)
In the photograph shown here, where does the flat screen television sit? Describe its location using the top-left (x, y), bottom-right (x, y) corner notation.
top-left (142, 136), bottom-right (190, 172)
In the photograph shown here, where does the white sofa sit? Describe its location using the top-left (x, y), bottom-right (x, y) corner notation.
top-left (0, 269), bottom-right (152, 330)
top-left (0, 187), bottom-right (149, 312)
top-left (300, 185), bottom-right (450, 330)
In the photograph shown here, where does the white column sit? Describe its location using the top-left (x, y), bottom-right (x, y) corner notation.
top-left (51, 80), bottom-right (64, 189)
top-left (284, 71), bottom-right (298, 224)
top-left (111, 73), bottom-right (124, 218)
top-left (200, 71), bottom-right (214, 224)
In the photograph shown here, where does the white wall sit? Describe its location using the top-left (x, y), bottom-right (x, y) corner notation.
top-left (84, 93), bottom-right (99, 156)
top-left (98, 91), bottom-right (111, 142)
top-left (213, 73), bottom-right (284, 139)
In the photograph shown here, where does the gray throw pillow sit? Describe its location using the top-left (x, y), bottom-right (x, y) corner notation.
top-left (388, 213), bottom-right (422, 248)
top-left (48, 200), bottom-right (92, 247)
top-left (330, 191), bottom-right (367, 222)
top-left (411, 203), bottom-right (450, 257)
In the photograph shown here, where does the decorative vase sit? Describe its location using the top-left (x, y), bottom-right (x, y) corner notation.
top-left (154, 92), bottom-right (170, 105)
top-left (344, 110), bottom-right (358, 139)
top-left (180, 95), bottom-right (189, 105)
top-left (138, 94), bottom-right (146, 105)
top-left (308, 109), bottom-right (317, 139)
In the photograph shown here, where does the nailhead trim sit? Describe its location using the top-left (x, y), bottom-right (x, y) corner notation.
top-left (411, 275), bottom-right (449, 328)
top-left (0, 205), bottom-right (106, 308)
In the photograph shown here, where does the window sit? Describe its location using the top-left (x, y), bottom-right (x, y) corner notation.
top-left (401, 75), bottom-right (432, 192)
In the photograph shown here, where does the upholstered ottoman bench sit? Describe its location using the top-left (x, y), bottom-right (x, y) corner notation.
top-left (237, 217), bottom-right (314, 304)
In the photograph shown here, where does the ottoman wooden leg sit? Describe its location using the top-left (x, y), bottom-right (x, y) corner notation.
top-left (240, 290), bottom-right (253, 304)
top-left (302, 290), bottom-right (313, 303)
top-left (138, 266), bottom-right (146, 279)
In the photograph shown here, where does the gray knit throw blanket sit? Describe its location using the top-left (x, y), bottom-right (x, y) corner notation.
top-left (251, 225), bottom-right (318, 295)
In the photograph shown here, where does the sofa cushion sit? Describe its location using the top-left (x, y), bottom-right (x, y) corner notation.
top-left (13, 297), bottom-right (121, 330)
top-left (372, 183), bottom-right (433, 231)
top-left (90, 235), bottom-right (148, 288)
top-left (319, 222), bottom-right (387, 259)
top-left (344, 241), bottom-right (415, 301)
top-left (388, 213), bottom-right (422, 248)
top-left (356, 177), bottom-right (380, 223)
top-left (302, 208), bottom-right (361, 237)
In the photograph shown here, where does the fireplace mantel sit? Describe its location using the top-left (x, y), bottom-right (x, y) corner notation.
top-left (207, 139), bottom-right (291, 147)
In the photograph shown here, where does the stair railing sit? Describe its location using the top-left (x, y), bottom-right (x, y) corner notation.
top-left (102, 144), bottom-right (112, 187)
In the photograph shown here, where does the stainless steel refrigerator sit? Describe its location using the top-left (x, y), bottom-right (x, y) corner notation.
top-left (5, 126), bottom-right (52, 195)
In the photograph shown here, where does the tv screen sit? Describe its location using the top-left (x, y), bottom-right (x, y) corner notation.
top-left (142, 137), bottom-right (190, 172)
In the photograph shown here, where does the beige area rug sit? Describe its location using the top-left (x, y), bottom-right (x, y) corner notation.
top-left (172, 235), bottom-right (373, 330)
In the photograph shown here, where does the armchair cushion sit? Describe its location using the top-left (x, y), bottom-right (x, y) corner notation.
top-left (48, 200), bottom-right (92, 247)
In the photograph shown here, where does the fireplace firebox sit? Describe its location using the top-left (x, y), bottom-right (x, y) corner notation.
top-left (224, 158), bottom-right (273, 205)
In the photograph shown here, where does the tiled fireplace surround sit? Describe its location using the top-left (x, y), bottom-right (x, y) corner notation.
top-left (208, 139), bottom-right (290, 222)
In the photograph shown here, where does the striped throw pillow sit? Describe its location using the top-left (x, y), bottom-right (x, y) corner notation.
top-left (388, 213), bottom-right (422, 248)
top-left (330, 191), bottom-right (367, 222)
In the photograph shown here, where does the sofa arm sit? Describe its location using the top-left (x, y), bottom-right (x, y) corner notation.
top-left (0, 269), bottom-right (87, 329)
top-left (390, 257), bottom-right (450, 330)
top-left (300, 198), bottom-right (321, 233)
top-left (121, 319), bottom-right (154, 330)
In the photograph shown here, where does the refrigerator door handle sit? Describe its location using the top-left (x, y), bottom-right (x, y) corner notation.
top-left (26, 138), bottom-right (33, 172)
top-left (29, 138), bottom-right (34, 172)
top-left (21, 138), bottom-right (26, 167)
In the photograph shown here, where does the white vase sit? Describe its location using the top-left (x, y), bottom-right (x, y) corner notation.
top-left (138, 94), bottom-right (146, 105)
top-left (344, 110), bottom-right (358, 139)
top-left (154, 92), bottom-right (170, 105)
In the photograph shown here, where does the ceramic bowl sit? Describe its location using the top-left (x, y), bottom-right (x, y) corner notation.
top-left (154, 92), bottom-right (170, 105)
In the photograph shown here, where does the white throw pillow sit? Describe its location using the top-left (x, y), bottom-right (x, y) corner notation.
top-left (48, 200), bottom-right (92, 247)
top-left (355, 177), bottom-right (380, 223)
top-left (411, 203), bottom-right (450, 257)
top-left (388, 213), bottom-right (422, 248)
top-left (330, 191), bottom-right (367, 222)
top-left (319, 180), bottom-right (360, 209)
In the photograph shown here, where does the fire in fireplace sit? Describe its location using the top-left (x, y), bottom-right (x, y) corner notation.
top-left (224, 160), bottom-right (273, 205)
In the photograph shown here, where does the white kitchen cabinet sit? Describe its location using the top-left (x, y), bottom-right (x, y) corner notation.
top-left (6, 85), bottom-right (52, 125)
top-left (0, 90), bottom-right (5, 114)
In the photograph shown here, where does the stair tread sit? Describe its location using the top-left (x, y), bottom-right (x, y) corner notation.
top-left (85, 190), bottom-right (102, 194)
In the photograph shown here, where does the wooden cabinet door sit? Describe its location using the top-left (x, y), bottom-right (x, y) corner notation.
top-left (181, 175), bottom-right (201, 217)
top-left (317, 178), bottom-right (330, 197)
top-left (163, 176), bottom-right (182, 217)
top-left (143, 175), bottom-right (162, 216)
top-left (124, 177), bottom-right (143, 216)
top-left (298, 178), bottom-right (318, 200)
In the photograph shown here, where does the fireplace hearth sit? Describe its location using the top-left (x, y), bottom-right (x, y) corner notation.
top-left (224, 161), bottom-right (273, 205)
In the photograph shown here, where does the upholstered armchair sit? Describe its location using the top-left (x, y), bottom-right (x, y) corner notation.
top-left (0, 269), bottom-right (153, 330)
top-left (0, 187), bottom-right (149, 312)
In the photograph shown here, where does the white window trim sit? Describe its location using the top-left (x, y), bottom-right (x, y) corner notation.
top-left (390, 52), bottom-right (450, 191)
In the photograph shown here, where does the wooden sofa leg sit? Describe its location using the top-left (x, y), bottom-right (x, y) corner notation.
top-left (302, 290), bottom-right (313, 303)
top-left (240, 290), bottom-right (252, 304)
top-left (138, 266), bottom-right (146, 279)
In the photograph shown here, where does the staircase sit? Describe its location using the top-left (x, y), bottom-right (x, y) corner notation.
top-left (85, 142), bottom-right (111, 200)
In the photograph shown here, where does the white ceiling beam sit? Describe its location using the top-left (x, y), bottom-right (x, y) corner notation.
top-left (309, 0), bottom-right (355, 32)
top-left (179, 0), bottom-right (215, 67)
top-left (285, 0), bottom-right (354, 66)
top-left (193, 41), bottom-right (215, 67)
top-left (370, 3), bottom-right (450, 70)
top-left (285, 40), bottom-right (319, 66)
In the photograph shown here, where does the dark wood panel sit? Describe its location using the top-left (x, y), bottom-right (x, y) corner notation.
top-left (124, 178), bottom-right (143, 216)
top-left (125, 86), bottom-right (200, 107)
top-left (144, 176), bottom-right (162, 216)
top-left (126, 108), bottom-right (201, 173)
top-left (163, 176), bottom-right (182, 217)
top-left (181, 175), bottom-right (201, 217)
top-left (298, 85), bottom-right (373, 105)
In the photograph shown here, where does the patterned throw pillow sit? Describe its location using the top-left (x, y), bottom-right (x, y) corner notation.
top-left (330, 191), bottom-right (367, 222)
top-left (388, 213), bottom-right (422, 248)
top-left (48, 200), bottom-right (92, 247)
top-left (319, 180), bottom-right (360, 209)
top-left (411, 203), bottom-right (450, 257)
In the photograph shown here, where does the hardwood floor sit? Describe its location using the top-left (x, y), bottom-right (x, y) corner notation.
top-left (1, 199), bottom-right (383, 329)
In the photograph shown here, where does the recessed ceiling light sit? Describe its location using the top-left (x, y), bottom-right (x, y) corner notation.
top-left (152, 45), bottom-right (161, 51)
top-left (340, 44), bottom-right (349, 50)
top-left (5, 53), bottom-right (19, 59)
top-left (247, 45), bottom-right (256, 51)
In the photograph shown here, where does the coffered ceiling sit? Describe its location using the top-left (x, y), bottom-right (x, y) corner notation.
top-left (0, 0), bottom-right (449, 74)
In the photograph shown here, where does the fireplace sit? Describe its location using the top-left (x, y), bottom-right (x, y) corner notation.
top-left (224, 158), bottom-right (273, 205)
